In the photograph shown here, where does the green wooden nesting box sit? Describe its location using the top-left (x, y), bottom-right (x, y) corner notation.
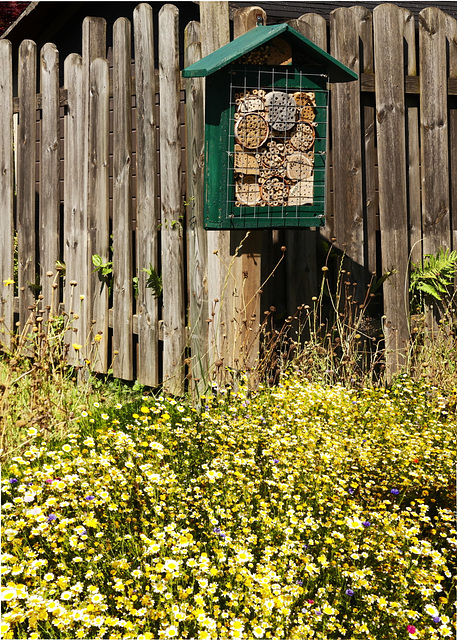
top-left (182, 24), bottom-right (357, 230)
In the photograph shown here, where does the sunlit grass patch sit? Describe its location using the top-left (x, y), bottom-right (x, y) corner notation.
top-left (1, 375), bottom-right (456, 639)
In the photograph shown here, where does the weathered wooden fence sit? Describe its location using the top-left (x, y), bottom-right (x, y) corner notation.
top-left (1, 2), bottom-right (456, 392)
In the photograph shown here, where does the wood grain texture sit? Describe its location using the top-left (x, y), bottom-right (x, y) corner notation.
top-left (0, 40), bottom-right (14, 349)
top-left (352, 6), bottom-right (377, 277)
top-left (40, 43), bottom-right (60, 314)
top-left (159, 4), bottom-right (185, 395)
top-left (285, 13), bottom-right (326, 313)
top-left (83, 17), bottom-right (107, 368)
top-left (446, 15), bottom-right (457, 252)
top-left (113, 18), bottom-right (134, 380)
top-left (88, 57), bottom-right (109, 373)
top-left (17, 40), bottom-right (37, 330)
top-left (330, 8), bottom-right (366, 298)
top-left (64, 53), bottom-right (85, 366)
top-left (185, 20), bottom-right (208, 396)
top-left (374, 4), bottom-right (411, 376)
top-left (199, 1), bottom-right (231, 384)
top-left (233, 6), bottom-right (266, 372)
top-left (404, 10), bottom-right (422, 266)
top-left (134, 3), bottom-right (159, 387)
top-left (419, 7), bottom-right (450, 255)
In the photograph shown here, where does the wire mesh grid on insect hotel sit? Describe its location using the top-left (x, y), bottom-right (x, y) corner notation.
top-left (227, 69), bottom-right (327, 222)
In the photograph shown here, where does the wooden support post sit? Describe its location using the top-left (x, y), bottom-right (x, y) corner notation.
top-left (232, 7), bottom-right (266, 374)
top-left (199, 1), bottom-right (231, 387)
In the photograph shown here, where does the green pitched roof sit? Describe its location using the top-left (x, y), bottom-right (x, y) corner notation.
top-left (182, 23), bottom-right (357, 82)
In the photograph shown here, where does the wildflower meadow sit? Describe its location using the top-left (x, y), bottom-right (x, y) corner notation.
top-left (1, 374), bottom-right (455, 639)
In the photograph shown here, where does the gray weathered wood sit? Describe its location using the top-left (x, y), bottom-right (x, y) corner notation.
top-left (374, 4), bottom-right (411, 377)
top-left (134, 3), bottom-right (159, 387)
top-left (330, 8), bottom-right (366, 298)
top-left (420, 7), bottom-right (450, 256)
top-left (446, 15), bottom-right (457, 252)
top-left (159, 4), bottom-right (185, 395)
top-left (40, 43), bottom-right (60, 314)
top-left (0, 40), bottom-right (14, 349)
top-left (17, 40), bottom-right (37, 330)
top-left (113, 17), bottom-right (134, 380)
top-left (64, 53), bottom-right (85, 365)
top-left (185, 20), bottom-right (208, 396)
top-left (404, 10), bottom-right (422, 266)
top-left (88, 57), bottom-right (109, 373)
top-left (83, 16), bottom-right (107, 364)
top-left (200, 1), bottom-right (231, 383)
top-left (286, 13), bottom-right (326, 313)
top-left (353, 6), bottom-right (377, 277)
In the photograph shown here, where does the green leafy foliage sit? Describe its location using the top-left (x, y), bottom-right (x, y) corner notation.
top-left (410, 248), bottom-right (457, 311)
top-left (143, 264), bottom-right (163, 299)
top-left (91, 254), bottom-right (113, 279)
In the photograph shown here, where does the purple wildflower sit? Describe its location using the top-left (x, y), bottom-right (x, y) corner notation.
top-left (432, 617), bottom-right (441, 624)
top-left (345, 588), bottom-right (355, 596)
top-left (390, 488), bottom-right (400, 495)
top-left (8, 478), bottom-right (18, 484)
top-left (47, 514), bottom-right (57, 522)
top-left (362, 521), bottom-right (371, 527)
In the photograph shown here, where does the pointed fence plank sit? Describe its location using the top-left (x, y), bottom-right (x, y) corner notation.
top-left (330, 8), bottom-right (366, 298)
top-left (134, 3), bottom-right (159, 387)
top-left (374, 4), bottom-right (411, 376)
top-left (420, 8), bottom-right (451, 255)
top-left (185, 20), bottom-right (208, 396)
top-left (40, 43), bottom-right (60, 314)
top-left (112, 17), bottom-right (134, 380)
top-left (0, 40), bottom-right (14, 348)
top-left (83, 16), bottom-right (107, 365)
top-left (159, 4), bottom-right (185, 395)
top-left (64, 53), bottom-right (85, 365)
top-left (88, 57), bottom-right (109, 373)
top-left (199, 1), bottom-right (231, 383)
top-left (17, 39), bottom-right (37, 330)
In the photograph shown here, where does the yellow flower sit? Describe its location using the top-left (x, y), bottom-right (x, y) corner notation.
top-left (3, 279), bottom-right (14, 286)
top-left (72, 343), bottom-right (82, 351)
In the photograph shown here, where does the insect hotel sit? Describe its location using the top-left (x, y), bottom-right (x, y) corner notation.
top-left (182, 23), bottom-right (357, 229)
